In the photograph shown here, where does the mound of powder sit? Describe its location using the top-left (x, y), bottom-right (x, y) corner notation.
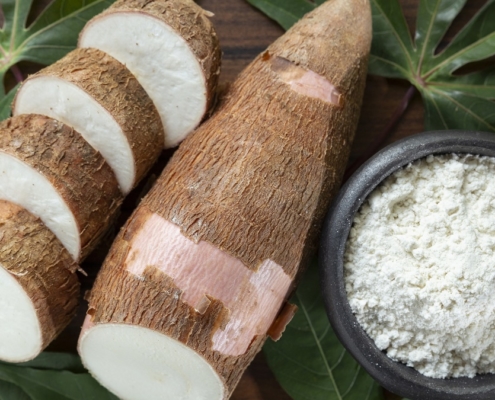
top-left (344, 153), bottom-right (495, 379)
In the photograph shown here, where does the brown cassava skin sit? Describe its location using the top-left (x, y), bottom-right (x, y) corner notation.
top-left (13, 48), bottom-right (164, 190)
top-left (0, 200), bottom-right (79, 354)
top-left (87, 0), bottom-right (371, 396)
top-left (80, 0), bottom-right (221, 116)
top-left (0, 115), bottom-right (123, 260)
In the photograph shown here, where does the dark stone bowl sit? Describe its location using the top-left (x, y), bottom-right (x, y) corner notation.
top-left (319, 130), bottom-right (495, 400)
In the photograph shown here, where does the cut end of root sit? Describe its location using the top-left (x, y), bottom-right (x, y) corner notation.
top-left (79, 322), bottom-right (225, 400)
top-left (0, 265), bottom-right (42, 362)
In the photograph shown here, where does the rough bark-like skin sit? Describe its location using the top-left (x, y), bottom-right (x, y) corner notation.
top-left (15, 48), bottom-right (164, 190)
top-left (0, 200), bottom-right (79, 353)
top-left (87, 0), bottom-right (371, 397)
top-left (0, 115), bottom-right (123, 260)
top-left (81, 0), bottom-right (221, 116)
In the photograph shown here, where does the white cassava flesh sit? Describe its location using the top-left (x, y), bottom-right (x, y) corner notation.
top-left (79, 0), bottom-right (221, 148)
top-left (79, 321), bottom-right (224, 400)
top-left (0, 266), bottom-right (43, 362)
top-left (14, 48), bottom-right (164, 194)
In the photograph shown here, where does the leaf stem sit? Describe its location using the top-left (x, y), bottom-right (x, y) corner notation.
top-left (343, 85), bottom-right (417, 182)
top-left (10, 64), bottom-right (23, 83)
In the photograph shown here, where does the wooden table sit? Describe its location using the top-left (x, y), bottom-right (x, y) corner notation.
top-left (38, 0), bottom-right (486, 398)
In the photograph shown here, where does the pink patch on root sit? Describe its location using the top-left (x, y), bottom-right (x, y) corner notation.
top-left (271, 56), bottom-right (342, 105)
top-left (125, 214), bottom-right (292, 356)
top-left (289, 70), bottom-right (342, 104)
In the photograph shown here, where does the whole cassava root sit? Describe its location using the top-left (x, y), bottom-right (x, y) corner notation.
top-left (79, 0), bottom-right (372, 398)
top-left (0, 200), bottom-right (79, 363)
top-left (79, 0), bottom-right (221, 148)
top-left (0, 114), bottom-right (122, 261)
top-left (13, 48), bottom-right (164, 195)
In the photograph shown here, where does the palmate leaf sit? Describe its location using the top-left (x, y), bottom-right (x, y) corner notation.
top-left (264, 260), bottom-right (383, 400)
top-left (0, 352), bottom-right (118, 400)
top-left (246, 0), bottom-right (495, 132)
top-left (0, 0), bottom-right (115, 98)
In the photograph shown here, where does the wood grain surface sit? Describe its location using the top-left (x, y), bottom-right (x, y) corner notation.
top-left (25, 0), bottom-right (486, 398)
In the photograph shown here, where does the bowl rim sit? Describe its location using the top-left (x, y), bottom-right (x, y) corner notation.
top-left (319, 130), bottom-right (495, 400)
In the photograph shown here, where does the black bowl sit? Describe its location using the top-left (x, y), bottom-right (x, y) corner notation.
top-left (320, 130), bottom-right (495, 400)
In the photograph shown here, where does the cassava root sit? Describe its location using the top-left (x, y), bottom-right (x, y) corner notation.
top-left (79, 0), bottom-right (372, 398)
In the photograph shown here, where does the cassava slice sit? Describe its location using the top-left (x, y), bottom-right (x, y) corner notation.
top-left (0, 200), bottom-right (79, 363)
top-left (13, 48), bottom-right (164, 195)
top-left (0, 114), bottom-right (122, 261)
top-left (78, 0), bottom-right (221, 148)
top-left (79, 0), bottom-right (371, 398)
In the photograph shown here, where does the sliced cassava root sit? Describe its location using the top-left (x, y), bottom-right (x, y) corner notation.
top-left (1, 0), bottom-right (220, 363)
top-left (0, 114), bottom-right (122, 261)
top-left (79, 0), bottom-right (221, 148)
top-left (13, 48), bottom-right (164, 194)
top-left (0, 200), bottom-right (79, 362)
top-left (79, 0), bottom-right (371, 398)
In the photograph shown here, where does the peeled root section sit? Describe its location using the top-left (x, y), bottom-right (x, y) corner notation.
top-left (269, 55), bottom-right (342, 105)
top-left (0, 201), bottom-right (79, 362)
top-left (13, 48), bottom-right (163, 194)
top-left (0, 115), bottom-right (122, 260)
top-left (79, 321), bottom-right (224, 400)
top-left (125, 209), bottom-right (292, 356)
top-left (79, 0), bottom-right (221, 148)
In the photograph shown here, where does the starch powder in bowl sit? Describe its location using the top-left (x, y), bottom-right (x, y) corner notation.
top-left (320, 131), bottom-right (495, 400)
top-left (344, 153), bottom-right (495, 379)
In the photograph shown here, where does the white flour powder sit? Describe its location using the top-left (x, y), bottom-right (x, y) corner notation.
top-left (345, 153), bottom-right (495, 378)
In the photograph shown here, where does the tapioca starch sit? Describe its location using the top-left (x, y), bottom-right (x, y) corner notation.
top-left (344, 153), bottom-right (495, 378)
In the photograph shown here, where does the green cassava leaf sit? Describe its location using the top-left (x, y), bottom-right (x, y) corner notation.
top-left (1, 352), bottom-right (86, 373)
top-left (0, 83), bottom-right (18, 120)
top-left (0, 353), bottom-right (118, 400)
top-left (246, 0), bottom-right (495, 132)
top-left (373, 0), bottom-right (495, 131)
top-left (0, 0), bottom-right (115, 98)
top-left (0, 380), bottom-right (30, 400)
top-left (263, 260), bottom-right (383, 400)
top-left (245, 0), bottom-right (315, 30)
